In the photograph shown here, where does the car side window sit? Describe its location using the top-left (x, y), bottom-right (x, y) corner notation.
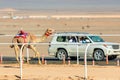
top-left (57, 36), bottom-right (66, 42)
top-left (68, 36), bottom-right (78, 42)
top-left (79, 36), bottom-right (91, 43)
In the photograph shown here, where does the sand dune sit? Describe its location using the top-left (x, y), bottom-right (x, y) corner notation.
top-left (0, 8), bottom-right (17, 12)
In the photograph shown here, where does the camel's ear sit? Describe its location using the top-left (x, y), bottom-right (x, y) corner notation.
top-left (46, 28), bottom-right (50, 31)
top-left (47, 28), bottom-right (54, 32)
top-left (47, 28), bottom-right (51, 30)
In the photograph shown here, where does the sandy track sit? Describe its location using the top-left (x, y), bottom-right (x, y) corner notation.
top-left (0, 64), bottom-right (120, 80)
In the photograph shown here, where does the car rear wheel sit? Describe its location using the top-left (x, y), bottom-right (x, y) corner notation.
top-left (93, 49), bottom-right (104, 61)
top-left (57, 49), bottom-right (68, 60)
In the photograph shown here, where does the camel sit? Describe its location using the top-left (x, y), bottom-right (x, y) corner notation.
top-left (10, 28), bottom-right (54, 64)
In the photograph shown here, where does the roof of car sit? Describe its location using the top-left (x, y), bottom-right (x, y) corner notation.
top-left (54, 32), bottom-right (90, 36)
top-left (56, 32), bottom-right (88, 34)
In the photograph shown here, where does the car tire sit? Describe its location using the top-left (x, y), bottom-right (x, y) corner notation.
top-left (93, 49), bottom-right (104, 61)
top-left (57, 49), bottom-right (68, 60)
top-left (108, 55), bottom-right (117, 60)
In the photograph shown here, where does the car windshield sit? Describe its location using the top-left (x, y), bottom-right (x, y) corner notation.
top-left (89, 36), bottom-right (105, 42)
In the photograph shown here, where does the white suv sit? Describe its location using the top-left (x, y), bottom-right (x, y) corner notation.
top-left (48, 32), bottom-right (120, 61)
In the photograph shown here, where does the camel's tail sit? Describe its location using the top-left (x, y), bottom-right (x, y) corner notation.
top-left (10, 45), bottom-right (14, 48)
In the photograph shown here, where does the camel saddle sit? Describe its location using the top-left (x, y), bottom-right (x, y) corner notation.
top-left (14, 33), bottom-right (28, 43)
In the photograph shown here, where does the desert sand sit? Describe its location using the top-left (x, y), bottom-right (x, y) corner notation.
top-left (0, 10), bottom-right (120, 80)
top-left (0, 64), bottom-right (120, 80)
top-left (1, 16), bottom-right (120, 57)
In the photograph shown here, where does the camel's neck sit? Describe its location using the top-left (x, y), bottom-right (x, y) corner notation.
top-left (35, 34), bottom-right (48, 43)
top-left (41, 34), bottom-right (48, 41)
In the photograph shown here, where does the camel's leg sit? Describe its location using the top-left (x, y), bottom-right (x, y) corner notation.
top-left (21, 47), bottom-right (25, 62)
top-left (30, 45), bottom-right (41, 64)
top-left (14, 45), bottom-right (20, 63)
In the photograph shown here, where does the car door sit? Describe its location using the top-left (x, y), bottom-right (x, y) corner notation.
top-left (78, 36), bottom-right (91, 57)
top-left (67, 36), bottom-right (78, 56)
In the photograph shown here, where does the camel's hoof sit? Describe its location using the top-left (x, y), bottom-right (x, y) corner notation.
top-left (27, 61), bottom-right (30, 64)
top-left (38, 61), bottom-right (41, 65)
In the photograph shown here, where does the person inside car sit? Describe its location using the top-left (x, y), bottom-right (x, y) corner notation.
top-left (79, 37), bottom-right (86, 43)
top-left (69, 36), bottom-right (77, 42)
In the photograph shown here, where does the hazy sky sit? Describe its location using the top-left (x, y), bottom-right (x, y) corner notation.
top-left (0, 0), bottom-right (120, 11)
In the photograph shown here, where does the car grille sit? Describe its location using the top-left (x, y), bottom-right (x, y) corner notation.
top-left (112, 45), bottom-right (119, 49)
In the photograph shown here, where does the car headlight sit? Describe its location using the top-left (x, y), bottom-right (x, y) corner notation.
top-left (103, 44), bottom-right (107, 48)
top-left (103, 44), bottom-right (112, 49)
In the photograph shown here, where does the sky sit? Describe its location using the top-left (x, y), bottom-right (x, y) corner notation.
top-left (0, 0), bottom-right (120, 11)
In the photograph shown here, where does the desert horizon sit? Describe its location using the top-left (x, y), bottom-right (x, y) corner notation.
top-left (0, 8), bottom-right (120, 16)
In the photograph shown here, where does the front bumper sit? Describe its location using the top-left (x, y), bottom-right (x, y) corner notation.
top-left (107, 49), bottom-right (120, 55)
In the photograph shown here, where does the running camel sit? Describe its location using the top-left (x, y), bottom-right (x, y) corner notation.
top-left (10, 28), bottom-right (54, 64)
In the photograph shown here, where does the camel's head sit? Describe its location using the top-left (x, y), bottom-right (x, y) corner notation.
top-left (44, 28), bottom-right (54, 37)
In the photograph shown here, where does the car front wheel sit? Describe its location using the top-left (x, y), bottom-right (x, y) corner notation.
top-left (57, 49), bottom-right (68, 60)
top-left (93, 49), bottom-right (105, 61)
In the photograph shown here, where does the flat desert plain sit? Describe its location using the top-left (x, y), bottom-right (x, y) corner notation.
top-left (1, 14), bottom-right (120, 57)
top-left (0, 11), bottom-right (120, 80)
top-left (0, 64), bottom-right (120, 80)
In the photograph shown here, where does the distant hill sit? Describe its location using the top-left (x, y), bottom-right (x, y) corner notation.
top-left (0, 8), bottom-right (17, 12)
